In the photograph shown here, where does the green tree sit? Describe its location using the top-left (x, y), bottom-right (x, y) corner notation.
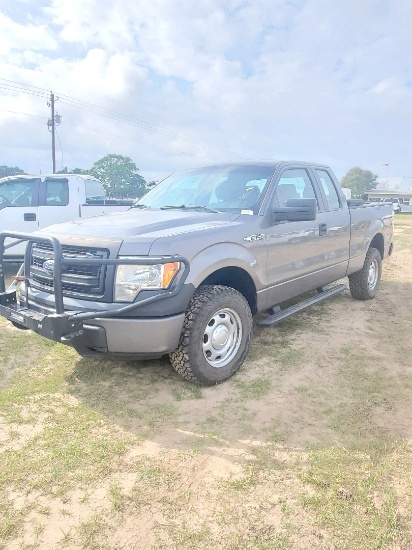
top-left (90, 154), bottom-right (146, 198)
top-left (340, 167), bottom-right (377, 199)
top-left (0, 165), bottom-right (25, 178)
top-left (70, 168), bottom-right (89, 174)
top-left (56, 167), bottom-right (89, 175)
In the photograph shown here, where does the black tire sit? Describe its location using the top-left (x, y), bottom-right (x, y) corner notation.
top-left (169, 285), bottom-right (252, 385)
top-left (348, 247), bottom-right (382, 300)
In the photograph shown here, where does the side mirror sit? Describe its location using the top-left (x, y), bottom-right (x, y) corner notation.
top-left (273, 198), bottom-right (317, 222)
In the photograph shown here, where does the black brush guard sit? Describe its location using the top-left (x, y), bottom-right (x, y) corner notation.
top-left (0, 231), bottom-right (190, 351)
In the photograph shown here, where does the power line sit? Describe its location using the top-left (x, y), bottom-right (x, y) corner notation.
top-left (0, 84), bottom-right (49, 99)
top-left (57, 97), bottom-right (247, 155)
top-left (0, 77), bottom-right (251, 157)
top-left (0, 107), bottom-right (250, 163)
top-left (0, 106), bottom-right (191, 155)
top-left (57, 93), bottom-right (233, 149)
top-left (0, 107), bottom-right (197, 157)
top-left (58, 99), bottom-right (218, 148)
top-left (0, 77), bottom-right (49, 93)
top-left (63, 121), bottom-right (194, 156)
top-left (37, 85), bottom-right (237, 149)
top-left (0, 108), bottom-right (47, 119)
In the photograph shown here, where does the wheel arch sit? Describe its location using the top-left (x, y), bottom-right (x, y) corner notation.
top-left (187, 243), bottom-right (263, 314)
top-left (370, 232), bottom-right (384, 259)
top-left (199, 266), bottom-right (258, 314)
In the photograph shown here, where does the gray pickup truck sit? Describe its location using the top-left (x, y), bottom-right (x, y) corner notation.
top-left (0, 161), bottom-right (394, 385)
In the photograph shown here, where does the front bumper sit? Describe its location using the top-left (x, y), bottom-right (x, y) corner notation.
top-left (0, 231), bottom-right (190, 358)
top-left (0, 295), bottom-right (185, 358)
top-left (84, 314), bottom-right (185, 356)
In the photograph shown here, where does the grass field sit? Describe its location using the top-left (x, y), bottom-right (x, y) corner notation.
top-left (0, 215), bottom-right (412, 549)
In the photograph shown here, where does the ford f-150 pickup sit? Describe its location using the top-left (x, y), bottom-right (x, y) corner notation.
top-left (0, 161), bottom-right (394, 385)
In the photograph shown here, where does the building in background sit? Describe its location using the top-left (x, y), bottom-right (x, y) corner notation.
top-left (367, 177), bottom-right (412, 205)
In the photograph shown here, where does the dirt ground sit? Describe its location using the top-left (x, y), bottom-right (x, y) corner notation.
top-left (1, 216), bottom-right (412, 549)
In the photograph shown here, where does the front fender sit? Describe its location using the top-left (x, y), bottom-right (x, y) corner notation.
top-left (186, 242), bottom-right (266, 290)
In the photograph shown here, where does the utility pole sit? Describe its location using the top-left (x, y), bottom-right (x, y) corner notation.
top-left (47, 92), bottom-right (62, 173)
top-left (50, 92), bottom-right (56, 173)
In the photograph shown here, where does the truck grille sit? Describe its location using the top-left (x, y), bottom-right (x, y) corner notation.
top-left (29, 243), bottom-right (109, 297)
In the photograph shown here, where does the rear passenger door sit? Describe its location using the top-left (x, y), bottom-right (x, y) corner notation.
top-left (38, 177), bottom-right (79, 229)
top-left (312, 167), bottom-right (350, 277)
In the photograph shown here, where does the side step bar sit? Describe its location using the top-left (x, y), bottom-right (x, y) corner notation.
top-left (257, 284), bottom-right (347, 327)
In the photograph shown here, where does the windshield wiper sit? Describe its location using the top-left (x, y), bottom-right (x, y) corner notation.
top-left (160, 204), bottom-right (220, 213)
top-left (130, 203), bottom-right (151, 210)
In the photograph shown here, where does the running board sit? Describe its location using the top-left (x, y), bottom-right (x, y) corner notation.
top-left (257, 284), bottom-right (347, 327)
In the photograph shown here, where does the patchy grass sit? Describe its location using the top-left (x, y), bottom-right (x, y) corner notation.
top-left (299, 444), bottom-right (408, 549)
top-left (233, 376), bottom-right (272, 399)
top-left (1, 225), bottom-right (412, 548)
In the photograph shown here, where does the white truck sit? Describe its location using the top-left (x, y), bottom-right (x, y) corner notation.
top-left (0, 174), bottom-right (134, 259)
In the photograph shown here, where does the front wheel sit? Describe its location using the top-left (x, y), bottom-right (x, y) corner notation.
top-left (349, 247), bottom-right (382, 300)
top-left (169, 285), bottom-right (252, 385)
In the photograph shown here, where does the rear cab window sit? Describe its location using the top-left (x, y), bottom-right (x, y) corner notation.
top-left (85, 179), bottom-right (107, 202)
top-left (316, 169), bottom-right (341, 210)
top-left (44, 179), bottom-right (69, 206)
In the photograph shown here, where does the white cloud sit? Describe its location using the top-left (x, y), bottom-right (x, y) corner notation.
top-left (0, 12), bottom-right (57, 53)
top-left (0, 0), bottom-right (412, 179)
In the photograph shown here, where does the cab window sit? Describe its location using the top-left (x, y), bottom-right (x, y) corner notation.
top-left (274, 168), bottom-right (318, 207)
top-left (45, 180), bottom-right (69, 206)
top-left (0, 179), bottom-right (37, 207)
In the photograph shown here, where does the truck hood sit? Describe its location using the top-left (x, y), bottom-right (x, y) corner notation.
top-left (38, 209), bottom-right (240, 255)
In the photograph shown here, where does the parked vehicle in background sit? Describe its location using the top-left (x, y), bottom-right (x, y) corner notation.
top-left (0, 174), bottom-right (133, 259)
top-left (381, 197), bottom-right (402, 213)
top-left (0, 161), bottom-right (394, 385)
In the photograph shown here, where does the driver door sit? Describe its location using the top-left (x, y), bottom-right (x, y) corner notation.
top-left (0, 177), bottom-right (40, 257)
top-left (265, 167), bottom-right (329, 306)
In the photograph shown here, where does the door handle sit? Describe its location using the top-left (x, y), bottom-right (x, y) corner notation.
top-left (319, 223), bottom-right (328, 236)
top-left (24, 213), bottom-right (36, 221)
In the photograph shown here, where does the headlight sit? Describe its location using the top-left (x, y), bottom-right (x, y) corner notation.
top-left (114, 259), bottom-right (180, 302)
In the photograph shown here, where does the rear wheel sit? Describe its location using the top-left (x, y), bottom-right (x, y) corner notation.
top-left (169, 285), bottom-right (252, 385)
top-left (349, 247), bottom-right (382, 300)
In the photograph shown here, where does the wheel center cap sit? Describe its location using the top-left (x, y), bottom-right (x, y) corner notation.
top-left (212, 325), bottom-right (229, 349)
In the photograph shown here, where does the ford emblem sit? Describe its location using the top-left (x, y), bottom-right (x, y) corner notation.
top-left (43, 260), bottom-right (55, 274)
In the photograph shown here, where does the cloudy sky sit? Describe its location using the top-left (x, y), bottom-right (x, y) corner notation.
top-left (0, 0), bottom-right (411, 182)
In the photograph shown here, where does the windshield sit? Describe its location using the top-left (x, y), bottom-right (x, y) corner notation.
top-left (136, 165), bottom-right (275, 212)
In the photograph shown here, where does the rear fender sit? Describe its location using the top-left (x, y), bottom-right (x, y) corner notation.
top-left (363, 219), bottom-right (384, 252)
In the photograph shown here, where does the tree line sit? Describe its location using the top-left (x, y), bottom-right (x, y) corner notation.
top-left (1, 160), bottom-right (377, 200)
top-left (0, 154), bottom-right (147, 199)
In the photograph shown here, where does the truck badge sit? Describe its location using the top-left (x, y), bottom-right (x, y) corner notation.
top-left (43, 260), bottom-right (55, 274)
top-left (243, 234), bottom-right (265, 242)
